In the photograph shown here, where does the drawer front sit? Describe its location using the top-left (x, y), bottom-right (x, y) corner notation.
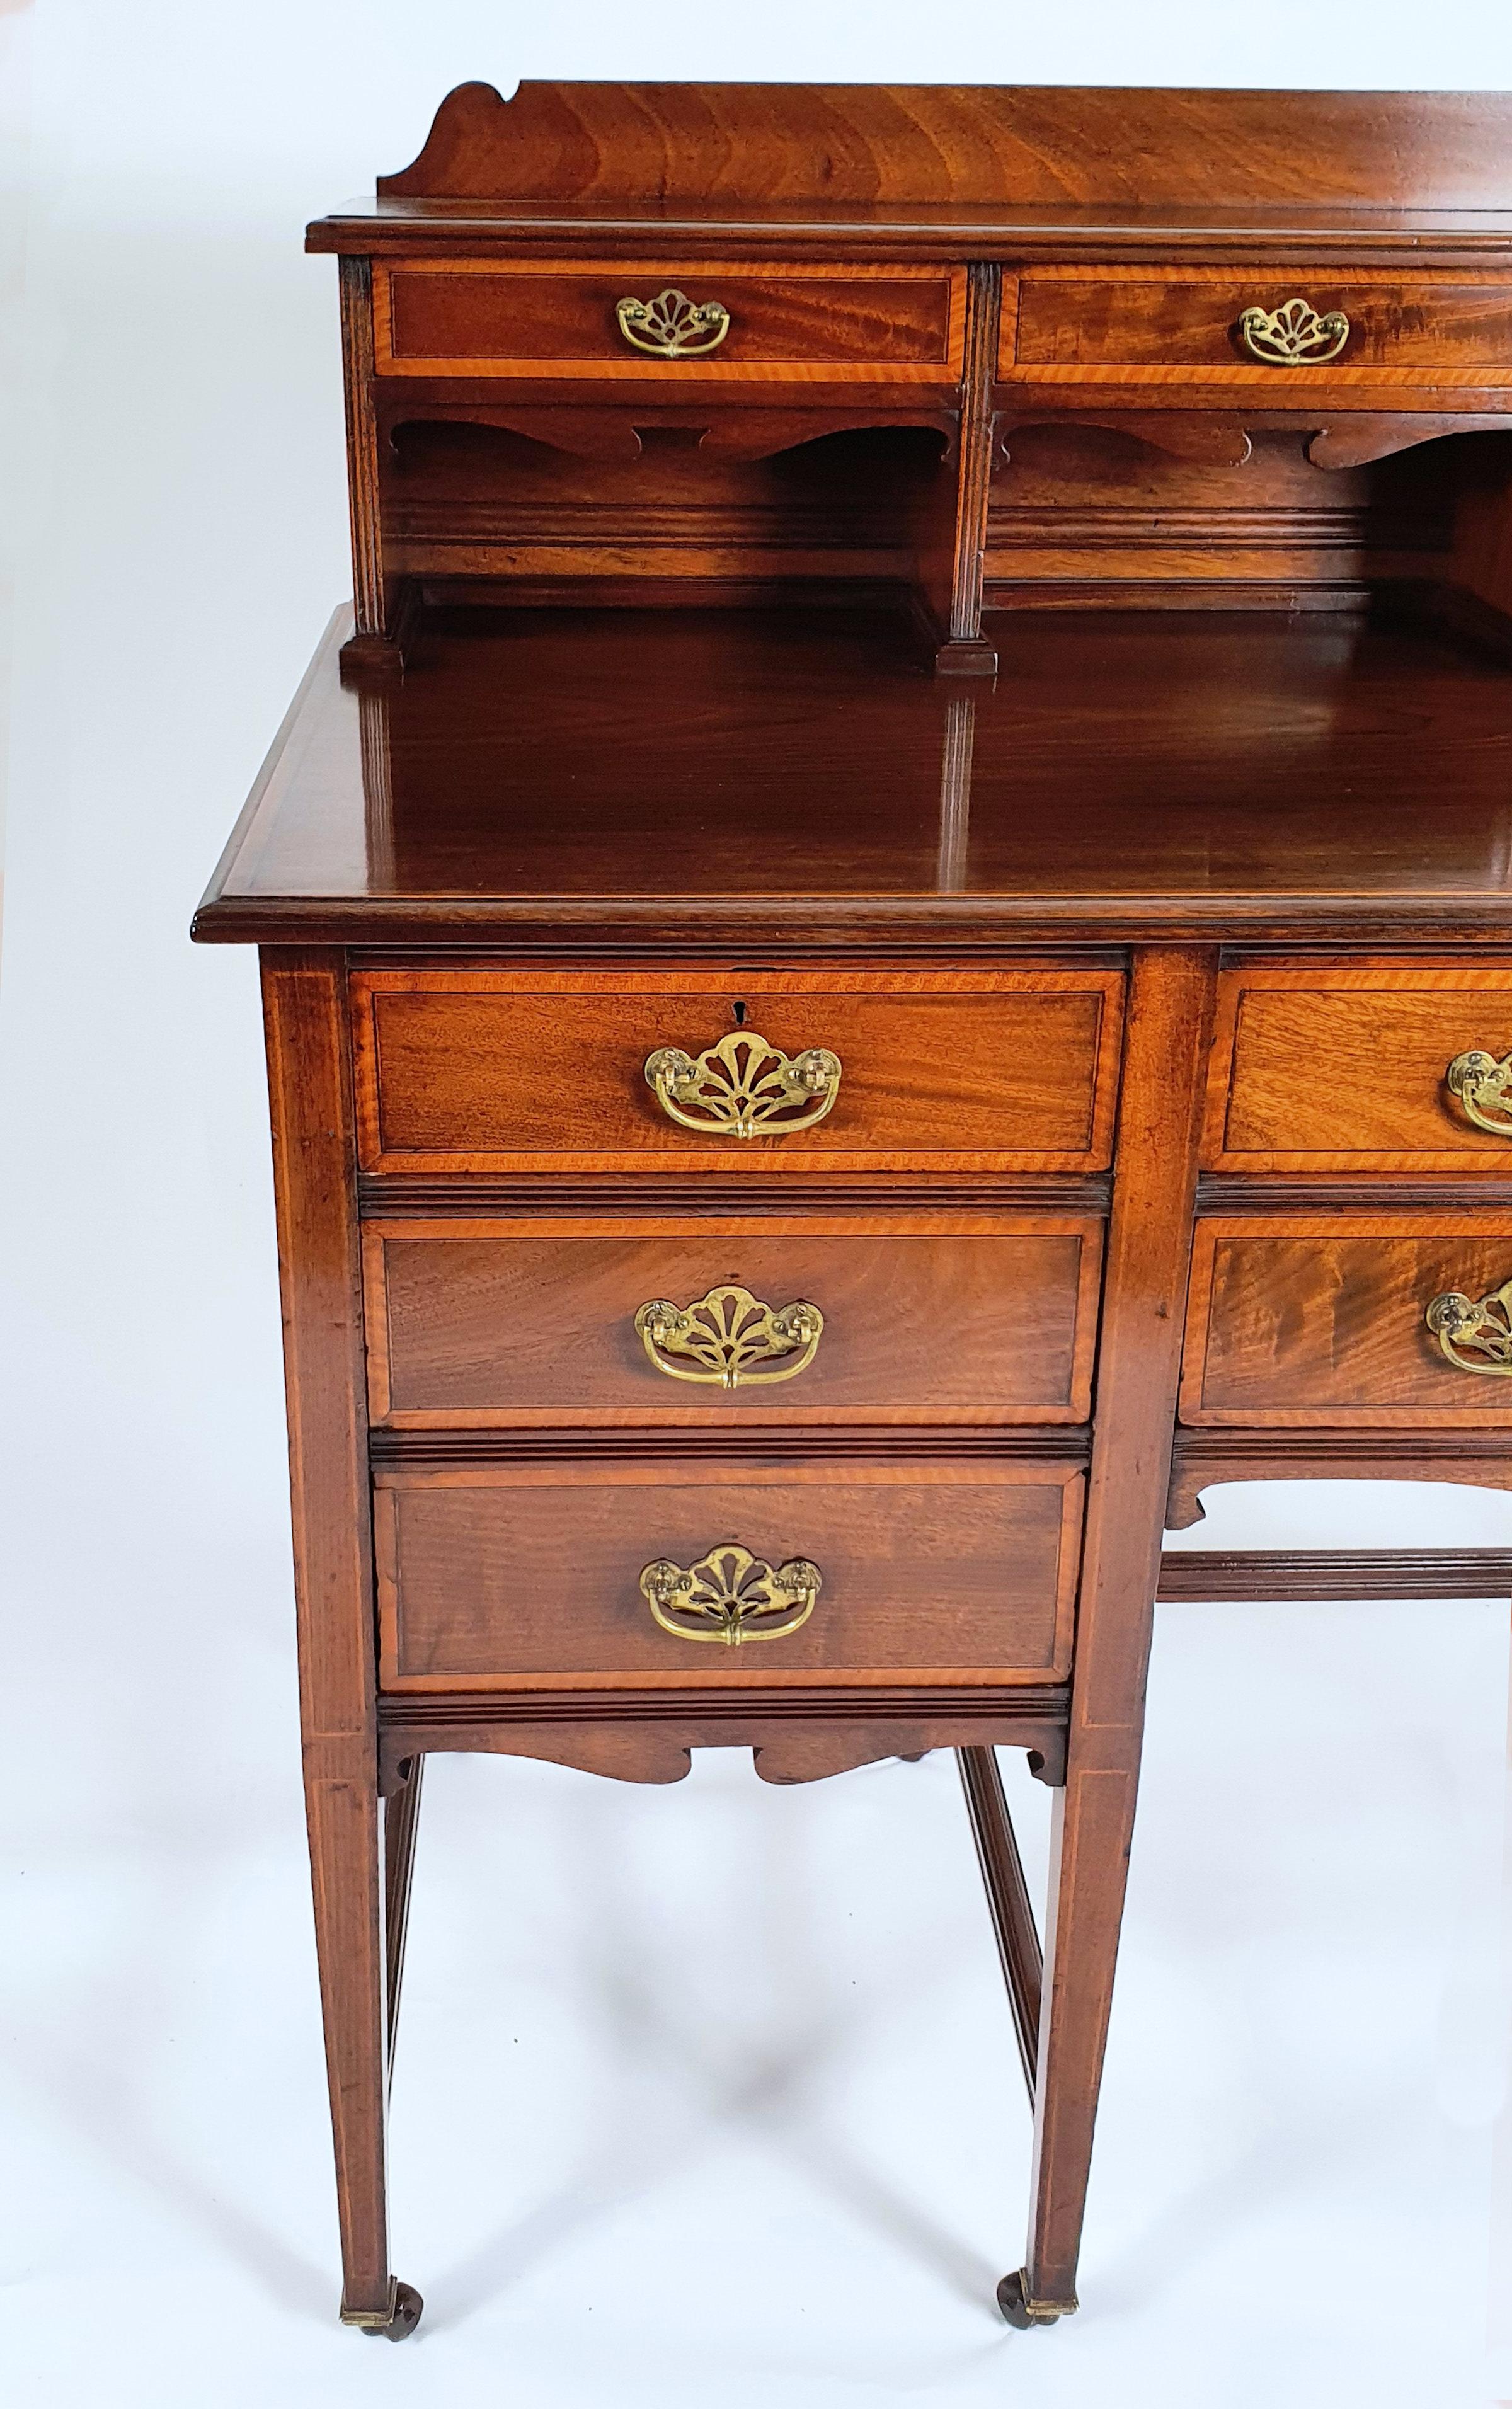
top-left (374, 259), bottom-right (966, 382)
top-left (374, 1460), bottom-right (1083, 1690)
top-left (1182, 1215), bottom-right (1512, 1426)
top-left (363, 1213), bottom-right (1104, 1429)
top-left (1205, 966), bottom-right (1512, 1171)
top-left (1004, 266), bottom-right (1512, 387)
top-left (352, 969), bottom-right (1125, 1176)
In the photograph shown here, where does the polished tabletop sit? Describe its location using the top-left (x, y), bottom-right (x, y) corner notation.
top-left (194, 603), bottom-right (1512, 948)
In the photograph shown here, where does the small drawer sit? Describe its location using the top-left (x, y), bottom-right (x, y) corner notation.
top-left (362, 1213), bottom-right (1104, 1429)
top-left (1182, 1214), bottom-right (1512, 1427)
top-left (351, 968), bottom-right (1125, 1176)
top-left (1204, 964), bottom-right (1512, 1172)
top-left (1003, 266), bottom-right (1512, 387)
top-left (373, 258), bottom-right (966, 382)
top-left (374, 1459), bottom-right (1083, 1691)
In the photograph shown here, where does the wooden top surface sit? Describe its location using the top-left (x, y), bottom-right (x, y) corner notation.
top-left (306, 83), bottom-right (1512, 262)
top-left (307, 198), bottom-right (1512, 266)
top-left (193, 605), bottom-right (1512, 949)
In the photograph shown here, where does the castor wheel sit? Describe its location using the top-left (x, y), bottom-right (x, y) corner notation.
top-left (345, 2280), bottom-right (424, 2340)
top-left (997, 2269), bottom-right (1072, 2329)
top-left (371, 2282), bottom-right (424, 2342)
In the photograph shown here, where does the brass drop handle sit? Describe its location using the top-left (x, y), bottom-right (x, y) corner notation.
top-left (634, 1285), bottom-right (824, 1387)
top-left (1237, 299), bottom-right (1350, 365)
top-left (1426, 1279), bottom-right (1512, 1376)
top-left (644, 1029), bottom-right (842, 1139)
top-left (615, 287), bottom-right (731, 358)
top-left (1445, 1048), bottom-right (1512, 1136)
top-left (640, 1546), bottom-right (822, 1646)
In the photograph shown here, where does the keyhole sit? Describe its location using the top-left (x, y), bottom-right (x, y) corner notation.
top-left (731, 999), bottom-right (747, 1026)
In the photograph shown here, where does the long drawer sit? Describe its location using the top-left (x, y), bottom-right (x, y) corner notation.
top-left (363, 1213), bottom-right (1103, 1428)
top-left (1182, 1214), bottom-right (1512, 1426)
top-left (1003, 266), bottom-right (1512, 387)
top-left (374, 1460), bottom-right (1084, 1691)
top-left (1203, 964), bottom-right (1512, 1172)
top-left (352, 967), bottom-right (1125, 1176)
top-left (373, 258), bottom-right (966, 381)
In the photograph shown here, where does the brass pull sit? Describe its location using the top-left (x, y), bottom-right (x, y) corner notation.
top-left (634, 1285), bottom-right (823, 1387)
top-left (1426, 1280), bottom-right (1512, 1376)
top-left (1237, 299), bottom-right (1350, 366)
top-left (640, 1545), bottom-right (822, 1646)
top-left (615, 288), bottom-right (731, 358)
top-left (644, 1029), bottom-right (842, 1140)
top-left (1446, 1048), bottom-right (1512, 1136)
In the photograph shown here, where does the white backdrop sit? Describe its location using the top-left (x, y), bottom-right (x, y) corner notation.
top-left (5, 6), bottom-right (1512, 2403)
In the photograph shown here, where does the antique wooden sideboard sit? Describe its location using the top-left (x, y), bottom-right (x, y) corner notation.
top-left (194, 84), bottom-right (1512, 2340)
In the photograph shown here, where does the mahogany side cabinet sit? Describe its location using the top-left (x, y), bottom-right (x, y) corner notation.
top-left (194, 83), bottom-right (1512, 2340)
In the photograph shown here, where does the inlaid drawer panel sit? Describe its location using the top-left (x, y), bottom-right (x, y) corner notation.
top-left (352, 968), bottom-right (1125, 1176)
top-left (1181, 1215), bottom-right (1512, 1426)
top-left (1003, 266), bottom-right (1512, 386)
top-left (362, 1213), bottom-right (1104, 1428)
top-left (1205, 965), bottom-right (1512, 1171)
top-left (374, 259), bottom-right (966, 381)
top-left (374, 1460), bottom-right (1084, 1691)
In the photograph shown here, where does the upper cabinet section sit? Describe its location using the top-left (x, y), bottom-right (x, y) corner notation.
top-left (315, 83), bottom-right (1512, 684)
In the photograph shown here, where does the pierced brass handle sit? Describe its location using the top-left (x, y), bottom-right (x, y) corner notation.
top-left (634, 1285), bottom-right (824, 1387)
top-left (640, 1545), bottom-right (822, 1646)
top-left (1446, 1048), bottom-right (1512, 1136)
top-left (1237, 299), bottom-right (1350, 366)
top-left (644, 1029), bottom-right (842, 1140)
top-left (616, 288), bottom-right (731, 358)
top-left (1426, 1280), bottom-right (1512, 1376)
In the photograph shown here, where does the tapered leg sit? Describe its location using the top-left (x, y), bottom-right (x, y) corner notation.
top-left (1001, 947), bottom-right (1216, 2330)
top-left (957, 1746), bottom-right (1041, 2100)
top-left (384, 1757), bottom-right (425, 2074)
top-left (303, 1757), bottom-right (413, 2332)
top-left (263, 951), bottom-right (421, 2341)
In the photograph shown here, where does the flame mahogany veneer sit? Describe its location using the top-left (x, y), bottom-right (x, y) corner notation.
top-left (194, 83), bottom-right (1512, 2342)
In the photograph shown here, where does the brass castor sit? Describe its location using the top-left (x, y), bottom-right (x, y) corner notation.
top-left (352, 2281), bottom-right (425, 2341)
top-left (997, 2269), bottom-right (1072, 2329)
